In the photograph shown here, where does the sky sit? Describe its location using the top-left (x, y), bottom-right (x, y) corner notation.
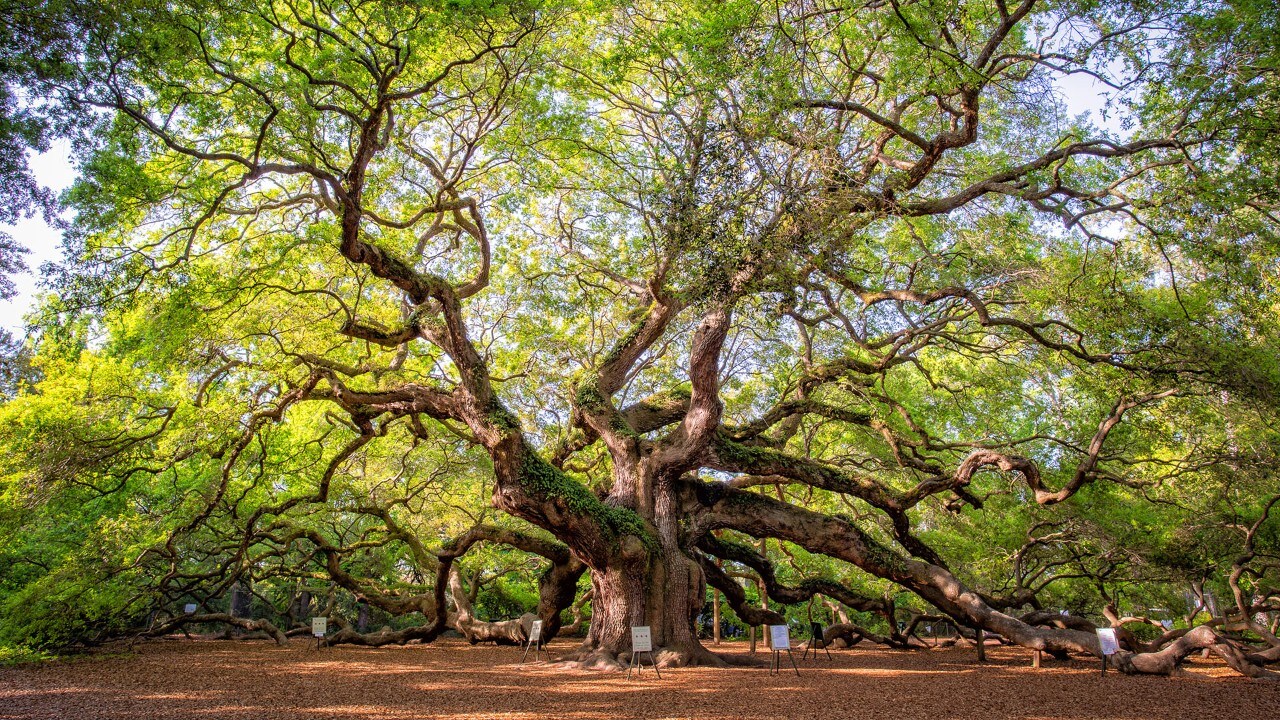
top-left (1, 139), bottom-right (76, 336)
top-left (0, 74), bottom-right (1117, 339)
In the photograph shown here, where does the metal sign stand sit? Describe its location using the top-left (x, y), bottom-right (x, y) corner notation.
top-left (768, 625), bottom-right (800, 676)
top-left (627, 626), bottom-right (661, 679)
top-left (521, 619), bottom-right (545, 664)
top-left (802, 622), bottom-right (832, 661)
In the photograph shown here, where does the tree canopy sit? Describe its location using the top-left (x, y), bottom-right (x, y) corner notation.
top-left (1, 0), bottom-right (1278, 677)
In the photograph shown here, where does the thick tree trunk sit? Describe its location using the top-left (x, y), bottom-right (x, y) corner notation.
top-left (230, 581), bottom-right (253, 619)
top-left (564, 472), bottom-right (726, 669)
top-left (575, 546), bottom-right (720, 668)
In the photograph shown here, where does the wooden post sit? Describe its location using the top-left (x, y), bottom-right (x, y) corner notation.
top-left (749, 624), bottom-right (757, 653)
top-left (976, 628), bottom-right (986, 662)
top-left (711, 586), bottom-right (721, 640)
top-left (1032, 649), bottom-right (1042, 668)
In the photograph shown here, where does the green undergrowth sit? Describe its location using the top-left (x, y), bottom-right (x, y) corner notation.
top-left (0, 644), bottom-right (55, 666)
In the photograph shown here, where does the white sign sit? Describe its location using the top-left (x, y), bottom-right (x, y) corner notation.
top-left (769, 624), bottom-right (791, 650)
top-left (529, 619), bottom-right (543, 642)
top-left (631, 626), bottom-right (653, 652)
top-left (1161, 619), bottom-right (1173, 630)
top-left (184, 603), bottom-right (197, 615)
top-left (311, 617), bottom-right (327, 637)
top-left (1096, 628), bottom-right (1120, 655)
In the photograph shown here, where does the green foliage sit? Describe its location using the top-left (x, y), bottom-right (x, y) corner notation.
top-left (0, 644), bottom-right (53, 666)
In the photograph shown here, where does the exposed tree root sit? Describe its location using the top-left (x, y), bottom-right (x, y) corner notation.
top-left (139, 613), bottom-right (290, 645)
top-left (1113, 626), bottom-right (1276, 679)
top-left (825, 623), bottom-right (906, 649)
top-left (455, 615), bottom-right (532, 645)
top-left (325, 622), bottom-right (444, 647)
top-left (653, 644), bottom-right (734, 668)
top-left (448, 568), bottom-right (534, 645)
top-left (553, 643), bottom-right (736, 670)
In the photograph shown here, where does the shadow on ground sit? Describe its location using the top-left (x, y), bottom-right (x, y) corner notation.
top-left (2, 638), bottom-right (1278, 719)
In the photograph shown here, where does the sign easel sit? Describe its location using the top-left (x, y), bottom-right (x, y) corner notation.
top-left (768, 625), bottom-right (800, 676)
top-left (311, 616), bottom-right (328, 650)
top-left (627, 626), bottom-right (661, 679)
top-left (521, 619), bottom-right (545, 663)
top-left (1097, 628), bottom-right (1119, 675)
top-left (802, 622), bottom-right (832, 661)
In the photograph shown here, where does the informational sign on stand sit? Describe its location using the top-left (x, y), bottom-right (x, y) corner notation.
top-left (631, 626), bottom-right (652, 652)
top-left (767, 625), bottom-right (799, 676)
top-left (1096, 627), bottom-right (1120, 675)
top-left (769, 625), bottom-right (791, 650)
top-left (626, 626), bottom-right (660, 680)
top-left (311, 617), bottom-right (327, 638)
top-left (184, 603), bottom-right (197, 615)
top-left (803, 622), bottom-right (831, 661)
top-left (1096, 628), bottom-right (1119, 656)
top-left (522, 619), bottom-right (545, 664)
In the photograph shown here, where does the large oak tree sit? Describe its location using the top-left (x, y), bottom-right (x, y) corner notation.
top-left (3, 0), bottom-right (1278, 676)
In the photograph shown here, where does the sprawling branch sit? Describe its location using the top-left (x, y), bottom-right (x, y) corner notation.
top-left (685, 477), bottom-right (1099, 655)
top-left (696, 534), bottom-right (889, 615)
top-left (951, 389), bottom-right (1178, 505)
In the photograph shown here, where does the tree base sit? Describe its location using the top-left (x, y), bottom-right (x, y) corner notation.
top-left (552, 642), bottom-right (739, 671)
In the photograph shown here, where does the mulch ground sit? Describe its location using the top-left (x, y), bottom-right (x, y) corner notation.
top-left (3, 637), bottom-right (1278, 720)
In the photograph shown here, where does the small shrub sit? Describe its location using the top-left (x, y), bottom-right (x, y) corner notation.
top-left (0, 645), bottom-right (53, 666)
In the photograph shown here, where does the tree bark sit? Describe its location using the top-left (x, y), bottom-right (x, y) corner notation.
top-left (1113, 626), bottom-right (1277, 679)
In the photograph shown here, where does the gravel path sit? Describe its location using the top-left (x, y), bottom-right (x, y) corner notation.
top-left (3, 638), bottom-right (1278, 719)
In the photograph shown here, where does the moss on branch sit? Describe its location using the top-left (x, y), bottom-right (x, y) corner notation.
top-left (485, 401), bottom-right (521, 432)
top-left (573, 372), bottom-right (605, 410)
top-left (518, 449), bottom-right (655, 552)
top-left (600, 302), bottom-right (654, 369)
top-left (860, 531), bottom-right (912, 578)
top-left (714, 432), bottom-right (789, 469)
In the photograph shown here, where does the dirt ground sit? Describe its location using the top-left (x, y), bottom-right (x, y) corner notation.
top-left (3, 637), bottom-right (1278, 720)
